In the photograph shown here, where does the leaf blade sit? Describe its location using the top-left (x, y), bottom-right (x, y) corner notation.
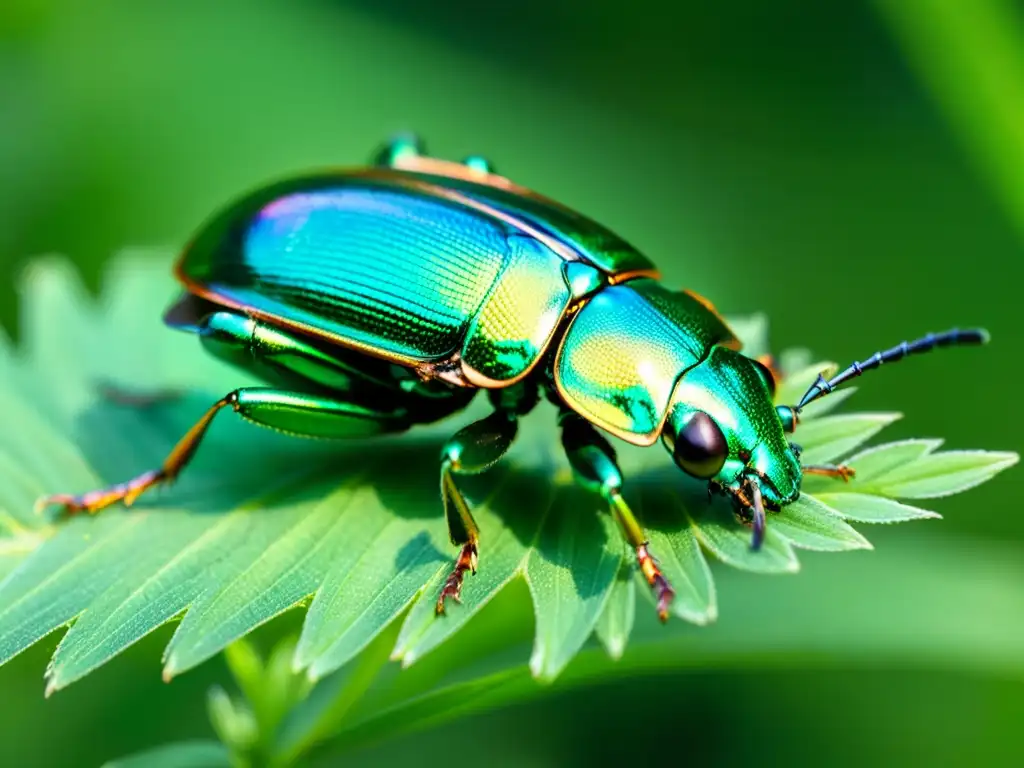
top-left (103, 741), bottom-right (232, 768)
top-left (594, 557), bottom-right (635, 659)
top-left (858, 450), bottom-right (1019, 499)
top-left (773, 495), bottom-right (873, 552)
top-left (816, 493), bottom-right (942, 524)
top-left (797, 412), bottom-right (903, 465)
top-left (524, 490), bottom-right (620, 681)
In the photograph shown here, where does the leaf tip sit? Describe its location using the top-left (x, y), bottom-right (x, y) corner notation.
top-left (290, 650), bottom-right (310, 677)
top-left (679, 607), bottom-right (717, 626)
top-left (843, 520), bottom-right (875, 552)
top-left (604, 639), bottom-right (626, 660)
top-left (395, 648), bottom-right (417, 669)
top-left (528, 656), bottom-right (558, 684)
top-left (997, 451), bottom-right (1021, 469)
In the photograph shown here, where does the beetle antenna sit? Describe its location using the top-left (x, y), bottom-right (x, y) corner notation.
top-left (796, 328), bottom-right (989, 411)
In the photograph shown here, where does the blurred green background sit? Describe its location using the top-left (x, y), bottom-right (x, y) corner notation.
top-left (1, 0), bottom-right (1022, 765)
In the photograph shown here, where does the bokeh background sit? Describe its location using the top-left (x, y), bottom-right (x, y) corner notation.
top-left (1, 0), bottom-right (1022, 765)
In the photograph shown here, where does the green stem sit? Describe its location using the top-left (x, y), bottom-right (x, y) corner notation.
top-left (273, 620), bottom-right (401, 766)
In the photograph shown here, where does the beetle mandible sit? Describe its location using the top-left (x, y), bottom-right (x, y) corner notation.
top-left (41, 136), bottom-right (988, 621)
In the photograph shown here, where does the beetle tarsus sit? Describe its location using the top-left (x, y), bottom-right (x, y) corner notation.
top-left (802, 464), bottom-right (856, 482)
top-left (36, 393), bottom-right (236, 516)
top-left (436, 541), bottom-right (478, 616)
top-left (636, 543), bottom-right (675, 622)
top-left (37, 469), bottom-right (167, 516)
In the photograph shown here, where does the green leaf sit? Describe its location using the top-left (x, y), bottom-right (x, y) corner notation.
top-left (0, 254), bottom-right (1018, 767)
top-left (594, 558), bottom-right (635, 659)
top-left (524, 491), bottom-right (621, 680)
top-left (391, 468), bottom-right (549, 669)
top-left (773, 495), bottom-right (873, 551)
top-left (855, 450), bottom-right (1019, 499)
top-left (774, 361), bottom-right (836, 409)
top-left (206, 685), bottom-right (257, 754)
top-left (161, 481), bottom-right (382, 679)
top-left (815, 493), bottom-right (941, 524)
top-left (295, 514), bottom-right (445, 681)
top-left (103, 741), bottom-right (232, 768)
top-left (687, 498), bottom-right (799, 574)
top-left (842, 439), bottom-right (945, 481)
top-left (636, 486), bottom-right (716, 623)
top-left (276, 534), bottom-right (1024, 761)
top-left (796, 412), bottom-right (903, 465)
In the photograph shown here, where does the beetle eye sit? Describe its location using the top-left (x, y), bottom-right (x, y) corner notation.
top-left (671, 411), bottom-right (728, 479)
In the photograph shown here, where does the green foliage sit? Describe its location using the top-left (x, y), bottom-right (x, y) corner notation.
top-left (0, 255), bottom-right (1017, 766)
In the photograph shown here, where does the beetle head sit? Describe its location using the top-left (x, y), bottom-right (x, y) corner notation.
top-left (660, 347), bottom-right (801, 546)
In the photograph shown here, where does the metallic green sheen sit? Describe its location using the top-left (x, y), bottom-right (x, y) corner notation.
top-left (188, 308), bottom-right (471, 427)
top-left (461, 235), bottom-right (573, 382)
top-left (401, 170), bottom-right (656, 276)
top-left (554, 279), bottom-right (739, 440)
top-left (234, 389), bottom-right (406, 438)
top-left (199, 311), bottom-right (365, 391)
top-left (180, 182), bottom-right (525, 362)
top-left (665, 346), bottom-right (801, 503)
top-left (563, 261), bottom-right (606, 300)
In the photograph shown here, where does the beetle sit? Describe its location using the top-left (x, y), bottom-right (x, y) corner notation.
top-left (41, 136), bottom-right (988, 621)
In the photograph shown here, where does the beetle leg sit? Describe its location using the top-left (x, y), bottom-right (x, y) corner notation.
top-left (38, 388), bottom-right (410, 515)
top-left (802, 464), bottom-right (856, 482)
top-left (558, 410), bottom-right (675, 622)
top-left (436, 410), bottom-right (520, 615)
top-left (371, 135), bottom-right (501, 183)
top-left (371, 133), bottom-right (426, 168)
top-left (460, 155), bottom-right (495, 174)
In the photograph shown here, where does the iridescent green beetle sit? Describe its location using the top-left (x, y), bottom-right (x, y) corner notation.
top-left (42, 136), bottom-right (988, 620)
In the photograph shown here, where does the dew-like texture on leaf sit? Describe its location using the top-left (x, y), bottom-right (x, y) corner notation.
top-left (0, 254), bottom-right (1016, 698)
